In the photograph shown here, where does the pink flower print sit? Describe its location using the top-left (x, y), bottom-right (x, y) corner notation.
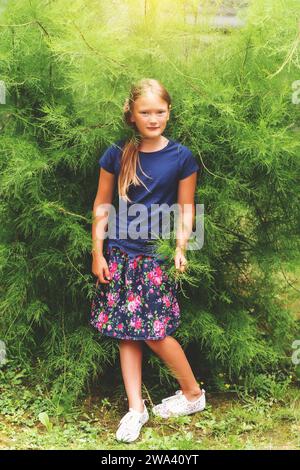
top-left (128, 292), bottom-right (135, 302)
top-left (147, 271), bottom-right (160, 286)
top-left (163, 316), bottom-right (171, 325)
top-left (149, 288), bottom-right (154, 294)
top-left (99, 312), bottom-right (109, 323)
top-left (117, 323), bottom-right (124, 330)
top-left (154, 320), bottom-right (163, 332)
top-left (128, 295), bottom-right (141, 313)
top-left (159, 328), bottom-right (166, 337)
top-left (96, 322), bottom-right (103, 330)
top-left (135, 318), bottom-right (142, 330)
top-left (110, 261), bottom-right (118, 277)
top-left (132, 259), bottom-right (138, 269)
top-left (107, 293), bottom-right (117, 307)
top-left (162, 295), bottom-right (171, 307)
top-left (172, 301), bottom-right (180, 316)
top-left (107, 325), bottom-right (112, 331)
top-left (147, 269), bottom-right (162, 286)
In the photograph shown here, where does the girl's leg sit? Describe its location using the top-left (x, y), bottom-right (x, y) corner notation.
top-left (118, 339), bottom-right (144, 412)
top-left (144, 336), bottom-right (202, 401)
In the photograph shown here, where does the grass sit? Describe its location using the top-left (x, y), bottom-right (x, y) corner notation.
top-left (0, 374), bottom-right (299, 450)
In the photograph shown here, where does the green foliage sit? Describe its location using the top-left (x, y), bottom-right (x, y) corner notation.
top-left (38, 412), bottom-right (53, 432)
top-left (0, 0), bottom-right (299, 409)
top-left (1, 360), bottom-right (300, 449)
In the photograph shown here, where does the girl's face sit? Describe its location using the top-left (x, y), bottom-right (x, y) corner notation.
top-left (129, 92), bottom-right (170, 138)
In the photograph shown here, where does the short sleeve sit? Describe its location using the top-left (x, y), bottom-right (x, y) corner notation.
top-left (99, 146), bottom-right (115, 174)
top-left (179, 148), bottom-right (200, 180)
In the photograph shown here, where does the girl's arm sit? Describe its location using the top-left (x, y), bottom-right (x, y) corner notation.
top-left (92, 168), bottom-right (116, 260)
top-left (176, 172), bottom-right (198, 258)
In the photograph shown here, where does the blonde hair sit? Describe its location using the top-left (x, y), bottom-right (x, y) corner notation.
top-left (119, 78), bottom-right (172, 203)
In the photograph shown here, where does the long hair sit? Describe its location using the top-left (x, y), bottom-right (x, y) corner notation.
top-left (119, 78), bottom-right (172, 203)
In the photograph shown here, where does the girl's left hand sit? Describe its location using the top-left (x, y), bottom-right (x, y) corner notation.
top-left (175, 248), bottom-right (188, 273)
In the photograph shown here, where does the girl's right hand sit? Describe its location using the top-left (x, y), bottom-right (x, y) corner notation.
top-left (92, 255), bottom-right (111, 284)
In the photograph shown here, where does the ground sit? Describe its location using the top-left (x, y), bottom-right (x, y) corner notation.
top-left (0, 386), bottom-right (299, 450)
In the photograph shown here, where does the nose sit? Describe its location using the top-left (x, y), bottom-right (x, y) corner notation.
top-left (149, 115), bottom-right (158, 124)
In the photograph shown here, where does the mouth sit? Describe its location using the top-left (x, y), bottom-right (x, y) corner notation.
top-left (147, 127), bottom-right (160, 130)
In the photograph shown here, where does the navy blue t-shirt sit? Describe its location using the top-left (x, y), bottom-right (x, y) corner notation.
top-left (98, 138), bottom-right (200, 259)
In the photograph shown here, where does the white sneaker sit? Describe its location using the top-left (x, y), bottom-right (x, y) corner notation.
top-left (152, 389), bottom-right (206, 418)
top-left (115, 400), bottom-right (149, 443)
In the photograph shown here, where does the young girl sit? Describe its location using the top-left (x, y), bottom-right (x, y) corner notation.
top-left (90, 78), bottom-right (206, 443)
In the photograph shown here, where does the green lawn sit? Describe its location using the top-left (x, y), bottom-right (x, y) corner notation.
top-left (0, 385), bottom-right (299, 450)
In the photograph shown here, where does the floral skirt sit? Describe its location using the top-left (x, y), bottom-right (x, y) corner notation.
top-left (90, 245), bottom-right (180, 340)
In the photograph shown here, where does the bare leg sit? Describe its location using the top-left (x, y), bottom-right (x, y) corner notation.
top-left (145, 336), bottom-right (203, 401)
top-left (118, 339), bottom-right (144, 412)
